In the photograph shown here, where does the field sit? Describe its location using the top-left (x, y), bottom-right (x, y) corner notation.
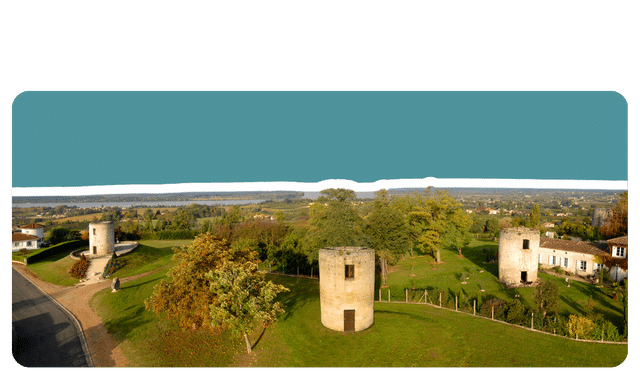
top-left (386, 239), bottom-right (626, 331)
top-left (86, 239), bottom-right (626, 367)
top-left (19, 238), bottom-right (627, 366)
top-left (91, 266), bottom-right (627, 367)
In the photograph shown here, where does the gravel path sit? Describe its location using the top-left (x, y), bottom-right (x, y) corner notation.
top-left (12, 262), bottom-right (136, 367)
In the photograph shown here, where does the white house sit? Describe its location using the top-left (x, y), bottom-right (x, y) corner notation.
top-left (605, 236), bottom-right (628, 282)
top-left (538, 237), bottom-right (609, 277)
top-left (19, 223), bottom-right (45, 242)
top-left (12, 233), bottom-right (40, 252)
top-left (534, 234), bottom-right (628, 283)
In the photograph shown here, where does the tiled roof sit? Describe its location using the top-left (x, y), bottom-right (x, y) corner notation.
top-left (12, 233), bottom-right (39, 242)
top-left (606, 236), bottom-right (628, 245)
top-left (540, 237), bottom-right (609, 256)
top-left (20, 223), bottom-right (44, 229)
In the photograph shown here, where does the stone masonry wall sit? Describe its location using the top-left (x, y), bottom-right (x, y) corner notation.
top-left (498, 227), bottom-right (540, 286)
top-left (319, 247), bottom-right (375, 332)
top-left (89, 221), bottom-right (115, 256)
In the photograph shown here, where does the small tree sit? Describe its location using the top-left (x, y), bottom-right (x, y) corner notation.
top-left (144, 233), bottom-right (257, 330)
top-left (566, 315), bottom-right (596, 339)
top-left (208, 260), bottom-right (289, 353)
top-left (365, 190), bottom-right (410, 286)
top-left (534, 279), bottom-right (560, 318)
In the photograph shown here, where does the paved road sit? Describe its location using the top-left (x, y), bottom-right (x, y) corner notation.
top-left (12, 268), bottom-right (92, 367)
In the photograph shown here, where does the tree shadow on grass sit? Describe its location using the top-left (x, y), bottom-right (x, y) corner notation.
top-left (462, 241), bottom-right (499, 277)
top-left (268, 275), bottom-right (319, 322)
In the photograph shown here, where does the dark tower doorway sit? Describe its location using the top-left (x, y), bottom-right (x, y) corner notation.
top-left (520, 271), bottom-right (527, 283)
top-left (344, 309), bottom-right (355, 332)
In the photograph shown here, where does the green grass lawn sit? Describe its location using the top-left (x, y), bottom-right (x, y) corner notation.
top-left (385, 239), bottom-right (625, 331)
top-left (106, 239), bottom-right (193, 278)
top-left (23, 244), bottom-right (89, 286)
top-left (92, 272), bottom-right (627, 367)
top-left (26, 253), bottom-right (80, 286)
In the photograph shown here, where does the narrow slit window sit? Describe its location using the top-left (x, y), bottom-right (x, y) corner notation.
top-left (345, 264), bottom-right (354, 279)
top-left (523, 239), bottom-right (530, 249)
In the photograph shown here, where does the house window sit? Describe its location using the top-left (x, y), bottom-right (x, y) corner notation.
top-left (614, 246), bottom-right (626, 258)
top-left (27, 241), bottom-right (32, 247)
top-left (93, 228), bottom-right (96, 235)
top-left (345, 264), bottom-right (354, 279)
top-left (578, 260), bottom-right (587, 271)
top-left (562, 257), bottom-right (568, 268)
top-left (523, 239), bottom-right (530, 249)
top-left (549, 255), bottom-right (556, 265)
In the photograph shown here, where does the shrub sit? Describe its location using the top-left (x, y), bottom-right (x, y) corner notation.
top-left (566, 315), bottom-right (596, 339)
top-left (553, 265), bottom-right (563, 275)
top-left (103, 257), bottom-right (127, 278)
top-left (504, 299), bottom-right (527, 325)
top-left (69, 254), bottom-right (90, 279)
top-left (480, 298), bottom-right (506, 320)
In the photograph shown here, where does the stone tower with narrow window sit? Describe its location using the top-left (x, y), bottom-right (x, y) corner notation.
top-left (319, 247), bottom-right (375, 332)
top-left (498, 227), bottom-right (540, 286)
top-left (89, 221), bottom-right (115, 256)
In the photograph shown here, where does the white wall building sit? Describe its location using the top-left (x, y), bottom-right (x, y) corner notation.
top-left (12, 233), bottom-right (40, 252)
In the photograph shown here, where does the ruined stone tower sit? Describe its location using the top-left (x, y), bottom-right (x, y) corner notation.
top-left (89, 221), bottom-right (115, 256)
top-left (319, 247), bottom-right (375, 332)
top-left (498, 227), bottom-right (539, 286)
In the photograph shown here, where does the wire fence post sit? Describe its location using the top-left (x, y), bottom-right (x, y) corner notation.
top-left (439, 292), bottom-right (442, 307)
top-left (379, 289), bottom-right (381, 302)
top-left (455, 295), bottom-right (458, 311)
top-left (473, 300), bottom-right (476, 315)
top-left (406, 289), bottom-right (408, 303)
top-left (531, 312), bottom-right (534, 330)
top-left (388, 288), bottom-right (390, 302)
top-left (491, 305), bottom-right (494, 320)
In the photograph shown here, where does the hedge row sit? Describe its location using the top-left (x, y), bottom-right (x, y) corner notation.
top-left (25, 240), bottom-right (88, 265)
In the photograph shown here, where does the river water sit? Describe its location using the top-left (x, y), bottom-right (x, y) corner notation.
top-left (12, 199), bottom-right (266, 209)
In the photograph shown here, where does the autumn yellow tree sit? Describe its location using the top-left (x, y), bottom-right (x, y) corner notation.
top-left (144, 233), bottom-right (258, 330)
top-left (601, 191), bottom-right (628, 238)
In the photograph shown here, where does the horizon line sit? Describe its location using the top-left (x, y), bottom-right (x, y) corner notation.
top-left (11, 178), bottom-right (628, 197)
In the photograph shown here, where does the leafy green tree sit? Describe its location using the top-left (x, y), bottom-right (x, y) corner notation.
top-left (306, 189), bottom-right (366, 260)
top-left (534, 279), bottom-right (560, 318)
top-left (154, 216), bottom-right (168, 231)
top-left (392, 192), bottom-right (426, 257)
top-left (364, 190), bottom-right (411, 286)
top-left (144, 233), bottom-right (258, 330)
top-left (208, 260), bottom-right (288, 353)
top-left (530, 204), bottom-right (541, 227)
top-left (171, 208), bottom-right (197, 230)
top-left (408, 188), bottom-right (464, 264)
top-left (222, 205), bottom-right (244, 226)
top-left (200, 218), bottom-right (214, 234)
top-left (485, 217), bottom-right (500, 237)
top-left (143, 208), bottom-right (156, 221)
top-left (45, 227), bottom-right (77, 244)
top-left (268, 226), bottom-right (313, 275)
top-left (442, 209), bottom-right (473, 256)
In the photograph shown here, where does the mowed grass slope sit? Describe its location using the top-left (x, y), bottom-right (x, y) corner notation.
top-left (386, 239), bottom-right (626, 331)
top-left (110, 239), bottom-right (193, 278)
top-left (91, 251), bottom-right (627, 367)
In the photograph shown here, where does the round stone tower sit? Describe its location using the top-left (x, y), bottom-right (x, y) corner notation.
top-left (89, 221), bottom-right (115, 256)
top-left (498, 227), bottom-right (540, 286)
top-left (319, 247), bottom-right (375, 332)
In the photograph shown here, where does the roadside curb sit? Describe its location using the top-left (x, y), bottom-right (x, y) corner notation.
top-left (11, 264), bottom-right (95, 367)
